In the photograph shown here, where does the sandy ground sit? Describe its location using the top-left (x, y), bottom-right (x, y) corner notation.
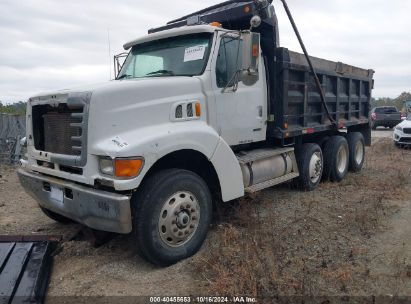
top-left (0, 132), bottom-right (410, 301)
top-left (371, 128), bottom-right (395, 139)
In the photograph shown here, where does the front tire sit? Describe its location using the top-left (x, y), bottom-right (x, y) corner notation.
top-left (347, 132), bottom-right (365, 172)
top-left (323, 136), bottom-right (349, 182)
top-left (132, 169), bottom-right (212, 266)
top-left (297, 143), bottom-right (323, 191)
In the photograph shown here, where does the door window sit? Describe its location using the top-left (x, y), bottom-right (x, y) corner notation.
top-left (216, 37), bottom-right (242, 88)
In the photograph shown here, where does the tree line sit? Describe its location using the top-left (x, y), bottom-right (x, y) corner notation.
top-left (371, 92), bottom-right (411, 112)
top-left (1, 91), bottom-right (411, 115)
top-left (0, 101), bottom-right (27, 115)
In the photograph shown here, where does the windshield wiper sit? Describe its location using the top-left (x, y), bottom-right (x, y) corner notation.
top-left (146, 70), bottom-right (175, 76)
top-left (117, 74), bottom-right (133, 80)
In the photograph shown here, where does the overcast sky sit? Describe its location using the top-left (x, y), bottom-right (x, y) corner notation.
top-left (0, 0), bottom-right (410, 103)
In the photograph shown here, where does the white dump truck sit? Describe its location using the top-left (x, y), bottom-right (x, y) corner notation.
top-left (18, 0), bottom-right (374, 265)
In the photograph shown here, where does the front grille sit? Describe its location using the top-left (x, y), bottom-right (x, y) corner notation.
top-left (32, 100), bottom-right (88, 167)
top-left (403, 128), bottom-right (411, 134)
top-left (43, 112), bottom-right (82, 155)
top-left (399, 137), bottom-right (411, 143)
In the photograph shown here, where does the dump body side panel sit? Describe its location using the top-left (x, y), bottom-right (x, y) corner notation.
top-left (270, 48), bottom-right (374, 141)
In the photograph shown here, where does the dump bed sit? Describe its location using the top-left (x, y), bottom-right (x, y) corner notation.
top-left (270, 48), bottom-right (374, 140)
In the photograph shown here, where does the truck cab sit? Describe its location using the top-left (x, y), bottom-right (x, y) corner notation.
top-left (18, 0), bottom-right (373, 266)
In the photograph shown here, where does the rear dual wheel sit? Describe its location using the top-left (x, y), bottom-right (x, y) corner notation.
top-left (347, 132), bottom-right (365, 172)
top-left (323, 133), bottom-right (365, 182)
top-left (323, 136), bottom-right (349, 182)
top-left (297, 143), bottom-right (324, 191)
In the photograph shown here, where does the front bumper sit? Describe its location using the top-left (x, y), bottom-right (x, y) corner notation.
top-left (374, 120), bottom-right (402, 127)
top-left (17, 169), bottom-right (132, 234)
top-left (393, 131), bottom-right (411, 145)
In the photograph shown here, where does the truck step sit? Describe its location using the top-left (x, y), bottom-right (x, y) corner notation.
top-left (237, 147), bottom-right (295, 164)
top-left (245, 172), bottom-right (299, 193)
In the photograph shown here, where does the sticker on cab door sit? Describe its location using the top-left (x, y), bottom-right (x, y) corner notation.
top-left (184, 45), bottom-right (206, 62)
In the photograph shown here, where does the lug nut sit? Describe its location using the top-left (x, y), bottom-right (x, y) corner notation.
top-left (190, 224), bottom-right (195, 229)
top-left (174, 228), bottom-right (178, 233)
top-left (185, 230), bottom-right (189, 235)
top-left (178, 231), bottom-right (183, 236)
top-left (186, 204), bottom-right (191, 209)
top-left (172, 220), bottom-right (176, 225)
top-left (191, 209), bottom-right (195, 213)
top-left (192, 216), bottom-right (197, 221)
top-left (180, 205), bottom-right (184, 210)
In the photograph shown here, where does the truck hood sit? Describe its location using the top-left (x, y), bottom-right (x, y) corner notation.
top-left (32, 77), bottom-right (197, 99)
top-left (82, 76), bottom-right (207, 155)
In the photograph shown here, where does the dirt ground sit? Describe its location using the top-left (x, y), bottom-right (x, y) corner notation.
top-left (0, 136), bottom-right (410, 302)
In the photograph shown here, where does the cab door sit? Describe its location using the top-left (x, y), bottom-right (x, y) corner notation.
top-left (211, 33), bottom-right (267, 146)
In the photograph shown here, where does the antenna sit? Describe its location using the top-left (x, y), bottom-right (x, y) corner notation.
top-left (107, 28), bottom-right (112, 80)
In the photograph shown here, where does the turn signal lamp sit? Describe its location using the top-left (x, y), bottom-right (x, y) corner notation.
top-left (195, 103), bottom-right (202, 117)
top-left (99, 157), bottom-right (144, 179)
top-left (115, 158), bottom-right (144, 178)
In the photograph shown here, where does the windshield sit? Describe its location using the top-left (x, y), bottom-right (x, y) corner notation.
top-left (117, 33), bottom-right (213, 79)
top-left (375, 107), bottom-right (398, 114)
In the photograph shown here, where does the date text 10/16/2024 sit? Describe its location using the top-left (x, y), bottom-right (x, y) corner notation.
top-left (149, 296), bottom-right (258, 303)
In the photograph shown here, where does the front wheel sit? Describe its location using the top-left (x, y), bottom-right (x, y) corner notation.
top-left (132, 169), bottom-right (212, 266)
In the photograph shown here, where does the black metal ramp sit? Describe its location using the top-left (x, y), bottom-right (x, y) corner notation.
top-left (0, 237), bottom-right (59, 304)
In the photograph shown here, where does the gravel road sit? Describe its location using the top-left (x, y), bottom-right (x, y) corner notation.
top-left (372, 128), bottom-right (394, 139)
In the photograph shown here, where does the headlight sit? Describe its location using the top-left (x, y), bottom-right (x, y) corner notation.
top-left (99, 157), bottom-right (144, 179)
top-left (99, 157), bottom-right (114, 176)
top-left (396, 126), bottom-right (403, 132)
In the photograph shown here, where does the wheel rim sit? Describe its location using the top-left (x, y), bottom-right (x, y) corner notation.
top-left (337, 145), bottom-right (348, 174)
top-left (354, 141), bottom-right (364, 165)
top-left (158, 191), bottom-right (200, 248)
top-left (309, 152), bottom-right (322, 184)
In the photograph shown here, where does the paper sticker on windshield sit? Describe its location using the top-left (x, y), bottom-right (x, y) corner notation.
top-left (184, 45), bottom-right (206, 62)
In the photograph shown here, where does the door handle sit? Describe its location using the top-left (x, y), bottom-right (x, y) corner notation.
top-left (257, 106), bottom-right (263, 118)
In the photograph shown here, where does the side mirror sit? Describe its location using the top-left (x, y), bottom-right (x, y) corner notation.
top-left (241, 32), bottom-right (260, 85)
top-left (114, 52), bottom-right (128, 79)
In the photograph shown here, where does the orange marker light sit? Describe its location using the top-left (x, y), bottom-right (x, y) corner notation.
top-left (252, 44), bottom-right (259, 57)
top-left (284, 122), bottom-right (289, 129)
top-left (115, 158), bottom-right (144, 178)
top-left (244, 5), bottom-right (251, 13)
top-left (195, 103), bottom-right (202, 117)
top-left (209, 22), bottom-right (222, 27)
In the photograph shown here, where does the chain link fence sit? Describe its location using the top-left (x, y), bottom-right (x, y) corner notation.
top-left (0, 113), bottom-right (26, 164)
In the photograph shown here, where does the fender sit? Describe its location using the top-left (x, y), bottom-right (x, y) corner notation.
top-left (92, 121), bottom-right (245, 201)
